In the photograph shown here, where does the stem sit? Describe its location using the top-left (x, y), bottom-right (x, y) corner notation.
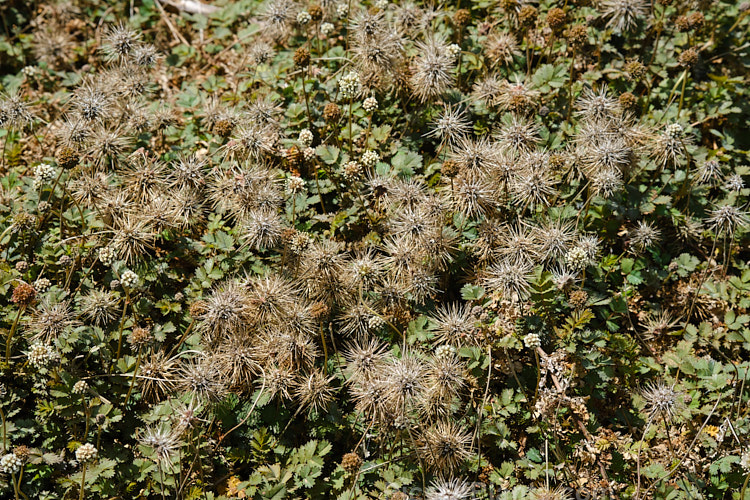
top-left (0, 407), bottom-right (7, 452)
top-left (677, 67), bottom-right (689, 118)
top-left (663, 414), bottom-right (675, 457)
top-left (302, 66), bottom-right (312, 125)
top-left (168, 319), bottom-right (195, 358)
top-left (123, 349), bottom-right (142, 406)
top-left (83, 400), bottom-right (90, 441)
top-left (320, 323), bottom-right (329, 373)
top-left (78, 463), bottom-right (87, 500)
top-left (635, 417), bottom-right (653, 500)
top-left (1, 132), bottom-right (9, 171)
top-left (347, 98), bottom-right (353, 154)
top-left (5, 305), bottom-right (26, 363)
top-left (15, 469), bottom-right (28, 500)
top-left (109, 292), bottom-right (130, 374)
top-left (533, 350), bottom-right (541, 404)
top-left (566, 48), bottom-right (576, 123)
top-left (158, 462), bottom-right (166, 500)
top-left (474, 346), bottom-right (492, 484)
top-left (11, 471), bottom-right (20, 500)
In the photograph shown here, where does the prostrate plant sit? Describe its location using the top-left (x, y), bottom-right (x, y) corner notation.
top-left (0, 0), bottom-right (748, 499)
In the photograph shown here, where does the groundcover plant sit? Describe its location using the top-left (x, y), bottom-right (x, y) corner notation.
top-left (0, 0), bottom-right (749, 498)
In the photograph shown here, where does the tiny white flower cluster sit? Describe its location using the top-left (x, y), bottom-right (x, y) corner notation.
top-left (665, 123), bottom-right (684, 139)
top-left (297, 11), bottom-right (311, 25)
top-left (289, 232), bottom-right (312, 253)
top-left (98, 246), bottom-right (116, 266)
top-left (343, 160), bottom-right (362, 180)
top-left (361, 150), bottom-right (379, 167)
top-left (28, 342), bottom-right (56, 368)
top-left (434, 344), bottom-right (457, 359)
top-left (75, 443), bottom-right (98, 463)
top-left (368, 315), bottom-right (385, 330)
top-left (72, 380), bottom-right (89, 394)
top-left (336, 2), bottom-right (348, 18)
top-left (0, 453), bottom-right (22, 474)
top-left (287, 176), bottom-right (305, 194)
top-left (566, 246), bottom-right (592, 271)
top-left (34, 277), bottom-right (51, 292)
top-left (363, 96), bottom-right (378, 112)
top-left (523, 333), bottom-right (542, 349)
top-left (33, 163), bottom-right (56, 188)
top-left (303, 147), bottom-right (316, 160)
top-left (339, 72), bottom-right (361, 100)
top-left (447, 43), bottom-right (462, 60)
top-left (741, 450), bottom-right (750, 471)
top-left (320, 22), bottom-right (334, 36)
top-left (120, 270), bottom-right (139, 288)
top-left (22, 65), bottom-right (40, 77)
top-left (374, 0), bottom-right (388, 9)
top-left (298, 128), bottom-right (314, 147)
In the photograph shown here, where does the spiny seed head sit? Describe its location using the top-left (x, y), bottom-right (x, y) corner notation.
top-left (641, 380), bottom-right (685, 422)
top-left (424, 477), bottom-right (472, 500)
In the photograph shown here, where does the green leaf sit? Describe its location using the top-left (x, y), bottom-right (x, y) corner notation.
top-left (461, 284), bottom-right (485, 301)
top-left (316, 145), bottom-right (340, 165)
top-left (391, 150), bottom-right (422, 177)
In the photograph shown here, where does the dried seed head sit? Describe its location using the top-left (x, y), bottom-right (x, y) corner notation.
top-left (11, 282), bottom-right (36, 306)
top-left (294, 47), bottom-right (311, 67)
top-left (129, 326), bottom-right (153, 349)
top-left (341, 452), bottom-right (363, 474)
top-left (324, 102), bottom-right (342, 122)
top-left (641, 380), bottom-right (686, 422)
top-left (453, 9), bottom-right (471, 27)
top-left (547, 8), bottom-right (567, 32)
top-left (566, 24), bottom-right (588, 47)
top-left (678, 47), bottom-right (699, 68)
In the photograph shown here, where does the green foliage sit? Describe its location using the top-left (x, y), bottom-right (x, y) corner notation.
top-left (1, 0), bottom-right (749, 498)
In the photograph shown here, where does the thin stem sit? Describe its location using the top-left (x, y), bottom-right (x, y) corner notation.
top-left (320, 323), bottom-right (329, 373)
top-left (662, 414), bottom-right (675, 457)
top-left (677, 67), bottom-right (689, 118)
top-left (348, 98), bottom-right (353, 154)
top-left (167, 319), bottom-right (195, 358)
top-left (11, 471), bottom-right (20, 500)
top-left (635, 417), bottom-right (653, 500)
top-left (83, 399), bottom-right (90, 441)
top-left (1, 132), bottom-right (9, 171)
top-left (0, 407), bottom-right (7, 452)
top-left (123, 350), bottom-right (142, 406)
top-left (109, 292), bottom-right (131, 374)
top-left (78, 463), bottom-right (87, 500)
top-left (474, 346), bottom-right (492, 484)
top-left (566, 48), bottom-right (576, 123)
top-left (302, 66), bottom-right (312, 125)
top-left (5, 305), bottom-right (26, 363)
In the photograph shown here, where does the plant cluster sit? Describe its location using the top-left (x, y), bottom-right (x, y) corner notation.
top-left (0, 0), bottom-right (749, 498)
